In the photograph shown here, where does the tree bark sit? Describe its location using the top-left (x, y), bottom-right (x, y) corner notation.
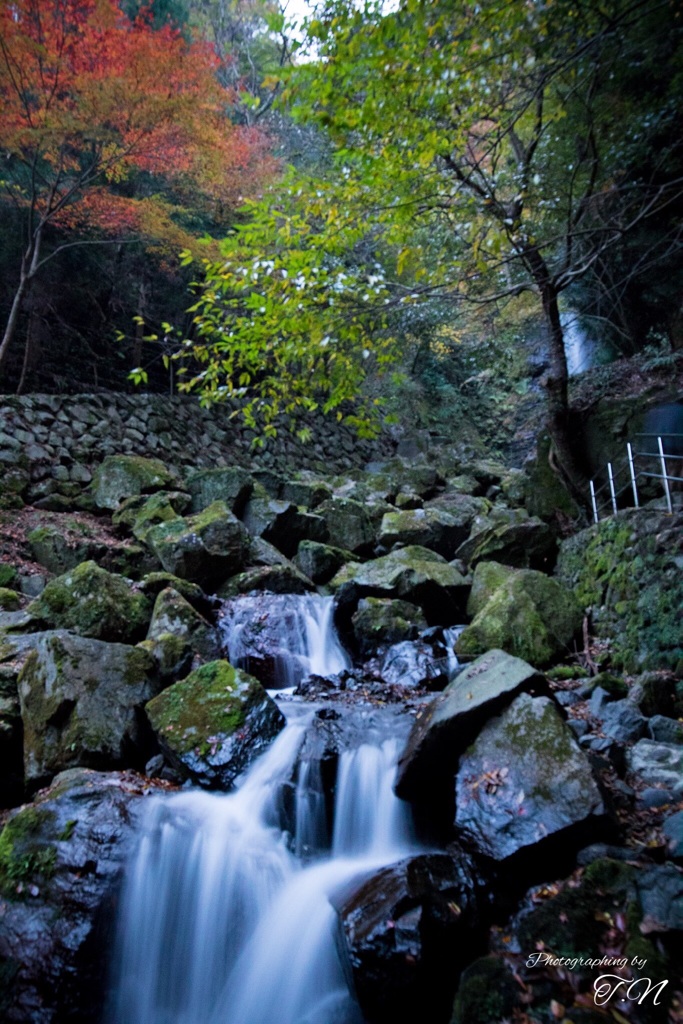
top-left (0, 227), bottom-right (43, 386)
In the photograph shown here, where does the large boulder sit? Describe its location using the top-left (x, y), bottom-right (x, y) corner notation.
top-left (241, 486), bottom-right (327, 558)
top-left (378, 639), bottom-right (450, 691)
top-left (331, 546), bottom-right (470, 625)
top-left (28, 519), bottom-right (155, 579)
top-left (27, 562), bottom-right (151, 644)
top-left (145, 587), bottom-right (220, 664)
top-left (335, 851), bottom-right (482, 1024)
top-left (352, 598), bottom-right (427, 656)
top-left (293, 540), bottom-right (355, 585)
top-left (90, 455), bottom-right (178, 510)
top-left (281, 476), bottom-right (333, 509)
top-left (145, 660), bottom-right (285, 789)
top-left (395, 650), bottom-right (546, 804)
top-left (18, 631), bottom-right (159, 789)
top-left (111, 490), bottom-right (191, 541)
top-left (0, 647), bottom-right (24, 808)
top-left (0, 768), bottom-right (158, 1024)
top-left (146, 501), bottom-right (249, 588)
top-left (186, 467), bottom-right (254, 515)
top-left (627, 739), bottom-right (683, 798)
top-left (316, 497), bottom-right (375, 553)
top-left (454, 693), bottom-right (608, 867)
top-left (456, 566), bottom-right (582, 667)
top-left (378, 507), bottom-right (472, 559)
top-left (216, 563), bottom-right (314, 598)
top-left (455, 513), bottom-right (556, 571)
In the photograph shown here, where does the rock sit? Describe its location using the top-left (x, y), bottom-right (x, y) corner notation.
top-left (395, 650), bottom-right (546, 803)
top-left (555, 508), bottom-right (683, 672)
top-left (663, 809), bottom-right (683, 862)
top-left (146, 587), bottom-right (220, 663)
top-left (90, 455), bottom-right (177, 510)
top-left (293, 540), bottom-right (355, 585)
top-left (627, 739), bottom-right (683, 797)
top-left (637, 864), bottom-right (683, 934)
top-left (111, 490), bottom-right (191, 541)
top-left (146, 501), bottom-right (249, 589)
top-left (281, 477), bottom-right (332, 509)
top-left (145, 660), bottom-right (285, 789)
top-left (336, 851), bottom-right (482, 1024)
top-left (648, 714), bottom-right (683, 744)
top-left (379, 639), bottom-right (449, 690)
top-left (0, 653), bottom-right (24, 808)
top-left (331, 546), bottom-right (469, 625)
top-left (186, 467), bottom-right (253, 515)
top-left (352, 598), bottom-right (426, 655)
top-left (456, 515), bottom-right (556, 571)
top-left (454, 693), bottom-right (608, 866)
top-left (0, 566), bottom-right (18, 590)
top-left (27, 562), bottom-right (151, 644)
top-left (628, 672), bottom-right (677, 717)
top-left (466, 561), bottom-right (516, 618)
top-left (451, 956), bottom-right (519, 1024)
top-left (216, 564), bottom-right (314, 598)
top-left (637, 787), bottom-right (673, 808)
top-left (0, 768), bottom-right (158, 1024)
top-left (378, 508), bottom-right (470, 559)
top-left (18, 631), bottom-right (159, 789)
top-left (0, 589), bottom-right (20, 611)
top-left (600, 700), bottom-right (647, 744)
top-left (27, 519), bottom-right (152, 579)
top-left (241, 486), bottom-right (327, 558)
top-left (579, 672), bottom-right (629, 700)
top-left (138, 572), bottom-right (206, 607)
top-left (456, 569), bottom-right (582, 667)
top-left (315, 497), bottom-right (375, 553)
top-left (247, 536), bottom-right (292, 568)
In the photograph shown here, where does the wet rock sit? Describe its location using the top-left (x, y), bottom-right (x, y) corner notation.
top-left (315, 497), bottom-right (375, 553)
top-left (454, 693), bottom-right (608, 867)
top-left (186, 467), bottom-right (253, 515)
top-left (146, 501), bottom-right (249, 589)
top-left (146, 587), bottom-right (220, 663)
top-left (648, 714), bottom-right (683, 744)
top-left (18, 631), bottom-right (159, 789)
top-left (242, 486), bottom-right (327, 558)
top-left (216, 564), bottom-right (314, 598)
top-left (637, 864), bottom-right (683, 934)
top-left (637, 787), bottom-right (673, 808)
top-left (331, 545), bottom-right (469, 626)
top-left (27, 562), bottom-right (151, 644)
top-left (600, 700), bottom-right (647, 744)
top-left (456, 514), bottom-right (556, 571)
top-left (0, 768), bottom-right (158, 1024)
top-left (395, 649), bottom-right (546, 804)
top-left (293, 540), bottom-right (355, 585)
top-left (145, 660), bottom-right (285, 789)
top-left (91, 455), bottom-right (178, 510)
top-left (379, 640), bottom-right (449, 690)
top-left (352, 598), bottom-right (426, 656)
top-left (336, 850), bottom-right (482, 1024)
top-left (456, 568), bottom-right (582, 668)
top-left (378, 508), bottom-right (470, 559)
top-left (111, 490), bottom-right (191, 541)
top-left (451, 956), bottom-right (518, 1024)
top-left (627, 739), bottom-right (683, 797)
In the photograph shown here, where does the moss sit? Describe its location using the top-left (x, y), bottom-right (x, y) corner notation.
top-left (451, 956), bottom-right (517, 1024)
top-left (0, 565), bottom-right (18, 589)
top-left (58, 820), bottom-right (77, 842)
top-left (0, 806), bottom-right (57, 897)
top-left (0, 589), bottom-right (20, 611)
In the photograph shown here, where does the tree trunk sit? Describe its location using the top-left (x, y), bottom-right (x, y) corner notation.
top-left (0, 228), bottom-right (43, 386)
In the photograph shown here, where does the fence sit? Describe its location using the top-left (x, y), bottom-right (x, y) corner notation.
top-left (589, 433), bottom-right (683, 523)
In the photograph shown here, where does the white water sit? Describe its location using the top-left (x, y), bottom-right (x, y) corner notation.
top-left (107, 709), bottom-right (417, 1024)
top-left (220, 594), bottom-right (351, 688)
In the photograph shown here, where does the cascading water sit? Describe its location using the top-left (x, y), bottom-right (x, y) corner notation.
top-left (106, 706), bottom-right (418, 1024)
top-left (219, 594), bottom-right (351, 688)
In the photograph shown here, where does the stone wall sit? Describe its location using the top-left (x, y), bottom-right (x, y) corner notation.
top-left (0, 394), bottom-right (394, 506)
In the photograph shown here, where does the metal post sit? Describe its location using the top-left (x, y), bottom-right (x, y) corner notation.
top-left (589, 480), bottom-right (599, 524)
top-left (607, 462), bottom-right (617, 515)
top-left (658, 436), bottom-right (673, 514)
top-left (627, 442), bottom-right (639, 509)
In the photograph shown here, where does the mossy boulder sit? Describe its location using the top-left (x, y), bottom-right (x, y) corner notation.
top-left (555, 508), bottom-right (683, 672)
top-left (456, 568), bottom-right (583, 667)
top-left (112, 490), bottom-right (191, 541)
top-left (28, 519), bottom-right (155, 579)
top-left (138, 571), bottom-right (205, 606)
top-left (454, 693), bottom-right (608, 865)
top-left (316, 497), bottom-right (375, 553)
top-left (18, 631), bottom-right (159, 788)
top-left (27, 561), bottom-right (151, 643)
top-left (146, 501), bottom-right (249, 589)
top-left (456, 513), bottom-right (556, 571)
top-left (145, 660), bottom-right (285, 789)
top-left (281, 476), bottom-right (333, 509)
top-left (331, 545), bottom-right (470, 625)
top-left (241, 485), bottom-right (328, 558)
top-left (146, 587), bottom-right (220, 664)
top-left (352, 597), bottom-right (427, 655)
top-left (466, 560), bottom-right (516, 618)
top-left (216, 564), bottom-right (314, 598)
top-left (293, 540), bottom-right (355, 585)
top-left (0, 589), bottom-right (20, 611)
top-left (0, 565), bottom-right (18, 590)
top-left (0, 649), bottom-right (24, 807)
top-left (186, 467), bottom-right (254, 515)
top-left (90, 455), bottom-right (178, 510)
top-left (451, 956), bottom-right (518, 1024)
top-left (378, 507), bottom-right (471, 559)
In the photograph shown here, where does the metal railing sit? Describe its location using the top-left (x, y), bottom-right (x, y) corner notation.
top-left (589, 433), bottom-right (683, 523)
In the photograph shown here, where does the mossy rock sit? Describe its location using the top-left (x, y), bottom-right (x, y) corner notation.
top-left (146, 501), bottom-right (249, 589)
top-left (0, 805), bottom-right (57, 898)
top-left (138, 572), bottom-right (205, 606)
top-left (91, 455), bottom-right (178, 510)
top-left (466, 561), bottom-right (517, 618)
top-left (0, 588), bottom-right (20, 611)
top-left (456, 514), bottom-right (556, 571)
top-left (112, 490), bottom-right (191, 541)
top-left (352, 597), bottom-right (427, 655)
top-left (293, 540), bottom-right (355, 585)
top-left (457, 569), bottom-right (582, 667)
top-left (27, 561), bottom-right (151, 643)
top-left (186, 467), bottom-right (254, 515)
top-left (451, 956), bottom-right (518, 1024)
top-left (146, 587), bottom-right (220, 664)
top-left (145, 660), bottom-right (285, 789)
top-left (216, 564), bottom-right (314, 598)
top-left (0, 565), bottom-right (18, 590)
top-left (316, 497), bottom-right (375, 553)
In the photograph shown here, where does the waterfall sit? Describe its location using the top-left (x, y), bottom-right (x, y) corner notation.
top-left (106, 708), bottom-right (417, 1024)
top-left (219, 594), bottom-right (351, 689)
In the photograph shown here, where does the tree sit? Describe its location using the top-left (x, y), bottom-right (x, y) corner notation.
top-left (178, 0), bottom-right (683, 494)
top-left (0, 0), bottom-right (274, 384)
